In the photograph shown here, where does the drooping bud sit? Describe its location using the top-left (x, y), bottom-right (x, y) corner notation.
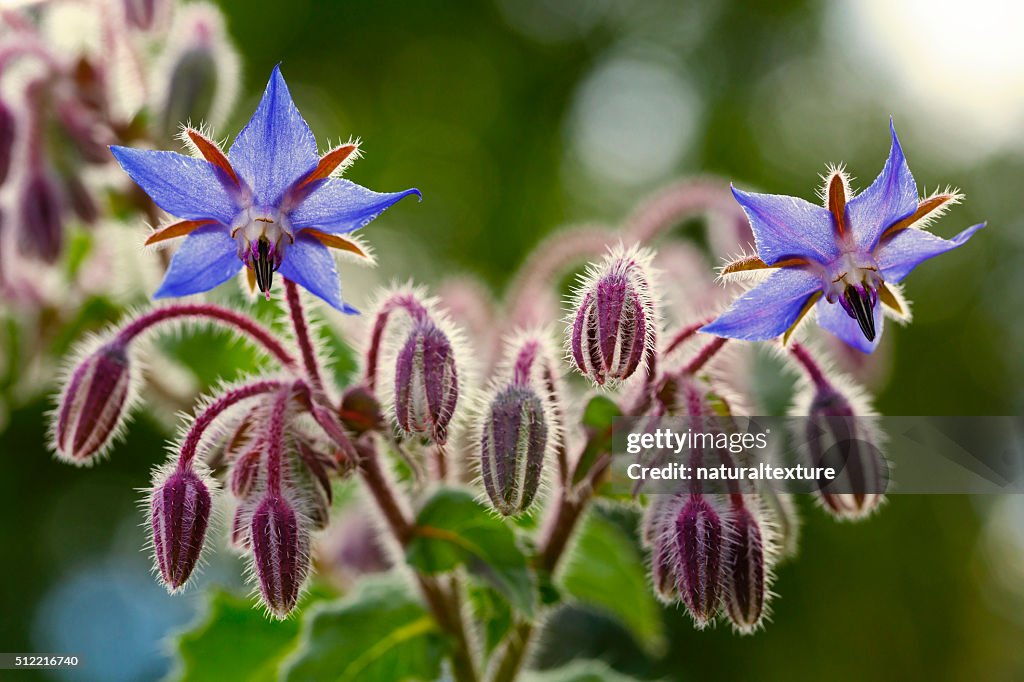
top-left (394, 320), bottom-right (459, 444)
top-left (251, 493), bottom-right (309, 618)
top-left (149, 465), bottom-right (213, 591)
top-left (674, 495), bottom-right (725, 627)
top-left (230, 447), bottom-right (263, 499)
top-left (568, 245), bottom-right (656, 386)
top-left (792, 344), bottom-right (887, 520)
top-left (644, 499), bottom-right (680, 604)
top-left (480, 385), bottom-right (549, 516)
top-left (53, 340), bottom-right (135, 464)
top-left (722, 505), bottom-right (769, 633)
top-left (340, 384), bottom-right (385, 435)
top-left (18, 172), bottom-right (64, 263)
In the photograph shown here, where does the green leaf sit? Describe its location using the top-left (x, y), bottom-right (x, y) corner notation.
top-left (466, 584), bottom-right (513, 657)
top-left (172, 590), bottom-right (303, 682)
top-left (406, 487), bottom-right (535, 615)
top-left (523, 660), bottom-right (642, 682)
top-left (559, 511), bottom-right (665, 655)
top-left (281, 576), bottom-right (446, 682)
top-left (572, 396), bottom-right (622, 487)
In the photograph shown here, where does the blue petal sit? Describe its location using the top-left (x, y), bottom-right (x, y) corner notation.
top-left (848, 120), bottom-right (919, 252)
top-left (816, 297), bottom-right (884, 354)
top-left (701, 269), bottom-right (822, 341)
top-left (290, 179), bottom-right (421, 234)
top-left (110, 147), bottom-right (238, 224)
top-left (277, 233), bottom-right (353, 312)
top-left (731, 187), bottom-right (839, 265)
top-left (876, 223), bottom-right (984, 283)
top-left (154, 224), bottom-right (241, 298)
top-left (228, 65), bottom-right (318, 205)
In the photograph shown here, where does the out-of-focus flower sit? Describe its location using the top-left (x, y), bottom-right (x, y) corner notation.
top-left (568, 244), bottom-right (656, 385)
top-left (702, 120), bottom-right (984, 353)
top-left (110, 65), bottom-right (420, 311)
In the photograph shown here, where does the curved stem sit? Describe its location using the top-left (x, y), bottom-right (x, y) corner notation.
top-left (117, 304), bottom-right (297, 370)
top-left (682, 336), bottom-right (728, 375)
top-left (364, 292), bottom-right (428, 390)
top-left (284, 280), bottom-right (324, 393)
top-left (177, 380), bottom-right (286, 469)
top-left (623, 177), bottom-right (745, 245)
top-left (264, 387), bottom-right (292, 494)
top-left (789, 342), bottom-right (830, 391)
top-left (353, 437), bottom-right (478, 682)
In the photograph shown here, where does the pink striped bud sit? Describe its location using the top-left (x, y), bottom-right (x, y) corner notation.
top-left (149, 466), bottom-right (212, 591)
top-left (568, 246), bottom-right (655, 386)
top-left (644, 500), bottom-right (680, 604)
top-left (480, 385), bottom-right (549, 516)
top-left (18, 172), bottom-right (63, 263)
top-left (673, 495), bottom-right (724, 627)
top-left (394, 321), bottom-right (459, 444)
top-left (53, 340), bottom-right (135, 465)
top-left (722, 506), bottom-right (769, 633)
top-left (251, 493), bottom-right (310, 618)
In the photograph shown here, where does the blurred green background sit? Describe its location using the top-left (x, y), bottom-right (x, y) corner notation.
top-left (3, 0), bottom-right (1024, 680)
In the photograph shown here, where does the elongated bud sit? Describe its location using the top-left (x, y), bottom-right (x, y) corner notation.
top-left (674, 495), bottom-right (724, 627)
top-left (53, 340), bottom-right (134, 464)
top-left (251, 493), bottom-right (309, 618)
top-left (149, 466), bottom-right (213, 591)
top-left (394, 320), bottom-right (459, 444)
top-left (480, 386), bottom-right (548, 516)
top-left (792, 345), bottom-right (887, 520)
top-left (230, 447), bottom-right (263, 499)
top-left (568, 245), bottom-right (655, 386)
top-left (0, 100), bottom-right (14, 186)
top-left (723, 506), bottom-right (768, 633)
top-left (645, 500), bottom-right (680, 604)
top-left (19, 172), bottom-right (63, 263)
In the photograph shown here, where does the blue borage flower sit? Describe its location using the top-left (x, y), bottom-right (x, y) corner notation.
top-left (701, 120), bottom-right (984, 353)
top-left (110, 65), bottom-right (420, 313)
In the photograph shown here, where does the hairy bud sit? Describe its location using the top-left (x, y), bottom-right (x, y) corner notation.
top-left (645, 500), bottom-right (680, 604)
top-left (480, 385), bottom-right (548, 516)
top-left (805, 382), bottom-right (887, 520)
top-left (674, 495), bottom-right (724, 627)
top-left (149, 466), bottom-right (212, 591)
top-left (394, 321), bottom-right (459, 444)
top-left (53, 340), bottom-right (134, 464)
top-left (230, 447), bottom-right (263, 499)
top-left (723, 506), bottom-right (769, 633)
top-left (18, 172), bottom-right (63, 263)
top-left (568, 246), bottom-right (655, 386)
top-left (251, 493), bottom-right (309, 618)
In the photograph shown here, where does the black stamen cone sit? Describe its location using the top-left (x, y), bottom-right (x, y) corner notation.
top-left (843, 285), bottom-right (876, 341)
top-left (254, 238), bottom-right (274, 293)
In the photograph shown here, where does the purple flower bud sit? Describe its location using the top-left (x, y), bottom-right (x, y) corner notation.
top-left (394, 320), bottom-right (459, 444)
top-left (723, 506), bottom-right (768, 633)
top-left (674, 495), bottom-right (724, 627)
top-left (569, 246), bottom-right (655, 386)
top-left (647, 505), bottom-right (680, 604)
top-left (230, 506), bottom-right (251, 550)
top-left (480, 385), bottom-right (548, 516)
top-left (230, 447), bottom-right (263, 499)
top-left (251, 493), bottom-right (310, 618)
top-left (53, 341), bottom-right (134, 464)
top-left (149, 466), bottom-right (212, 591)
top-left (18, 172), bottom-right (63, 263)
top-left (340, 384), bottom-right (385, 435)
top-left (806, 383), bottom-right (887, 521)
top-left (0, 99), bottom-right (14, 186)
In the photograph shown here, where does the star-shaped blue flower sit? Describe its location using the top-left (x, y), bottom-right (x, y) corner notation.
top-left (110, 65), bottom-right (420, 312)
top-left (701, 121), bottom-right (984, 353)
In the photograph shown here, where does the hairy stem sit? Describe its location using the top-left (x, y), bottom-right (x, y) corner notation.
top-left (353, 437), bottom-right (478, 682)
top-left (682, 336), bottom-right (728, 375)
top-left (117, 303), bottom-right (297, 370)
top-left (284, 280), bottom-right (324, 394)
top-left (177, 380), bottom-right (286, 469)
top-left (789, 342), bottom-right (830, 391)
